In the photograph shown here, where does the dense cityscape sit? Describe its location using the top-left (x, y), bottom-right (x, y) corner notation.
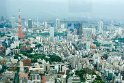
top-left (0, 1), bottom-right (124, 83)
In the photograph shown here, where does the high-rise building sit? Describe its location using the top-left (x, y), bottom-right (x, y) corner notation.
top-left (28, 19), bottom-right (32, 28)
top-left (76, 23), bottom-right (82, 36)
top-left (44, 21), bottom-right (48, 29)
top-left (37, 17), bottom-right (40, 28)
top-left (49, 27), bottom-right (54, 41)
top-left (16, 10), bottom-right (23, 39)
top-left (98, 20), bottom-right (103, 34)
top-left (56, 18), bottom-right (61, 29)
top-left (50, 27), bottom-right (54, 37)
top-left (10, 16), bottom-right (16, 28)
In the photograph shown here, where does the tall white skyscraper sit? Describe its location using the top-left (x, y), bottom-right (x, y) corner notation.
top-left (10, 16), bottom-right (16, 28)
top-left (98, 20), bottom-right (103, 34)
top-left (37, 17), bottom-right (40, 28)
top-left (44, 21), bottom-right (48, 29)
top-left (56, 18), bottom-right (61, 29)
top-left (50, 27), bottom-right (54, 41)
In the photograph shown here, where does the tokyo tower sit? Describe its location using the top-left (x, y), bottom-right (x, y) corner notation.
top-left (16, 9), bottom-right (23, 39)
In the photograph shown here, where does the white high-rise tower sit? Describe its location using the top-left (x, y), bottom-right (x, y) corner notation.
top-left (98, 20), bottom-right (103, 34)
top-left (56, 18), bottom-right (61, 29)
top-left (50, 27), bottom-right (54, 41)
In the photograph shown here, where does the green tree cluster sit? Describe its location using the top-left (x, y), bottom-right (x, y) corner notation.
top-left (17, 52), bottom-right (62, 63)
top-left (75, 68), bottom-right (97, 82)
top-left (92, 75), bottom-right (104, 83)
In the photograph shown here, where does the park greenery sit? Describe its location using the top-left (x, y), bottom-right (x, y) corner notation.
top-left (14, 52), bottom-right (62, 64)
top-left (75, 68), bottom-right (104, 83)
top-left (92, 75), bottom-right (104, 83)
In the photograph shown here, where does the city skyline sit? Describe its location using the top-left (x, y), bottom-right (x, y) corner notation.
top-left (0, 0), bottom-right (124, 83)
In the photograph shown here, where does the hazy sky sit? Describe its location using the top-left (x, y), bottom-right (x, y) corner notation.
top-left (0, 0), bottom-right (124, 20)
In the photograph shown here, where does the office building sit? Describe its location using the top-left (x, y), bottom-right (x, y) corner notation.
top-left (98, 20), bottom-right (103, 34)
top-left (77, 23), bottom-right (82, 35)
top-left (56, 18), bottom-right (61, 29)
top-left (10, 16), bottom-right (16, 28)
top-left (28, 19), bottom-right (32, 28)
top-left (49, 27), bottom-right (54, 41)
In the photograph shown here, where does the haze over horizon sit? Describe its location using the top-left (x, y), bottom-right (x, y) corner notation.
top-left (0, 0), bottom-right (124, 20)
